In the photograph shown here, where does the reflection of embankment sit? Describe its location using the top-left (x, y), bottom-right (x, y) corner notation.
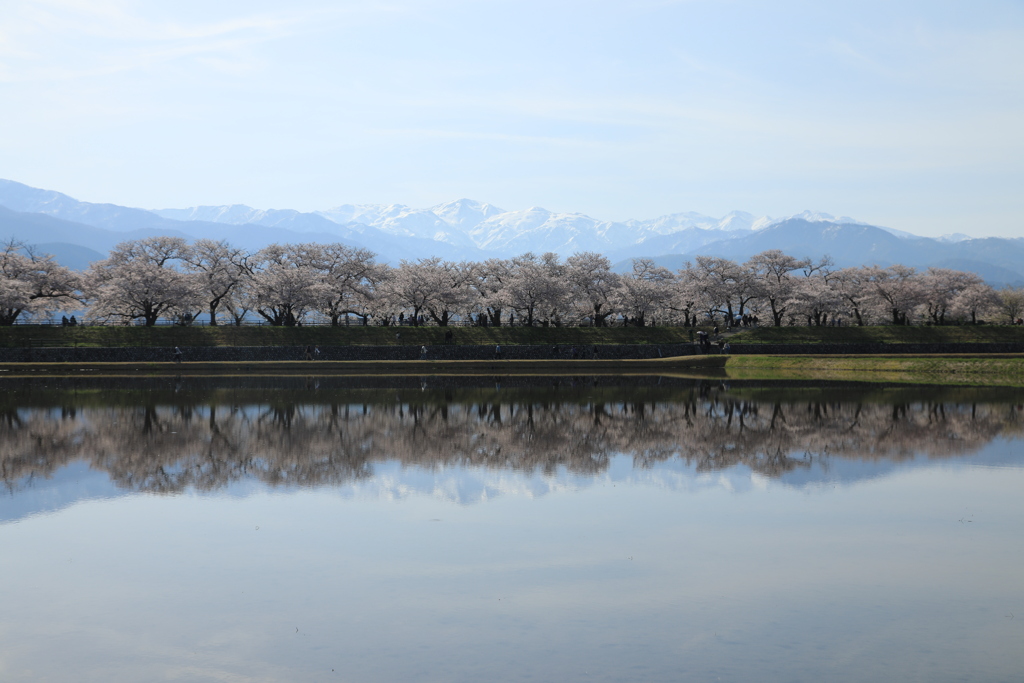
top-left (3, 391), bottom-right (1024, 493)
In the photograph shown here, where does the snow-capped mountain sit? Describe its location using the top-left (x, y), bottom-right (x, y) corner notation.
top-left (3, 178), bottom-right (1018, 284)
top-left (159, 194), bottom-right (763, 259)
top-left (626, 210), bottom-right (758, 234)
top-left (429, 199), bottom-right (505, 231)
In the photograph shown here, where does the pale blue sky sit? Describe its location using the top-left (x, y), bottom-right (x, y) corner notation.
top-left (2, 0), bottom-right (1022, 235)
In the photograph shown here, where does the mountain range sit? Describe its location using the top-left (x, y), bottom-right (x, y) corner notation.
top-left (0, 178), bottom-right (1021, 284)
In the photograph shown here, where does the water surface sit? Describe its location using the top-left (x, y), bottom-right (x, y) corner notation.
top-left (1, 376), bottom-right (1022, 682)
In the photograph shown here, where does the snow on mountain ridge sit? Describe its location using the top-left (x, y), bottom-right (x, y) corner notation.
top-left (156, 199), bottom-right (770, 256)
top-left (937, 233), bottom-right (972, 243)
top-left (3, 178), bottom-right (974, 264)
top-left (430, 198), bottom-right (505, 231)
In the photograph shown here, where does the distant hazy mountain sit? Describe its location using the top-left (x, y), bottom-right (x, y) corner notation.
top-left (34, 243), bottom-right (106, 271)
top-left (0, 180), bottom-right (446, 263)
top-left (0, 204), bottom-right (192, 252)
top-left (618, 217), bottom-right (1024, 286)
top-left (2, 179), bottom-right (1019, 284)
top-left (0, 178), bottom-right (212, 234)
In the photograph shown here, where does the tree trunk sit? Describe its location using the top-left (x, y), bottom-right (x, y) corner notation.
top-left (0, 308), bottom-right (22, 325)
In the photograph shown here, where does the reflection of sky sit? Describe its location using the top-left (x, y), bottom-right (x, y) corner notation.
top-left (5, 436), bottom-right (1023, 526)
top-left (1, 451), bottom-right (1022, 682)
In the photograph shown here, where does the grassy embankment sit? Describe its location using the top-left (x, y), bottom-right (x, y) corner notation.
top-left (5, 324), bottom-right (1024, 384)
top-left (0, 325), bottom-right (700, 348)
top-left (722, 326), bottom-right (1024, 385)
top-left (727, 325), bottom-right (1024, 344)
top-left (724, 355), bottom-right (1024, 386)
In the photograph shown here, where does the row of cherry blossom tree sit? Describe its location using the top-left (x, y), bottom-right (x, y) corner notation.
top-left (3, 237), bottom-right (1023, 327)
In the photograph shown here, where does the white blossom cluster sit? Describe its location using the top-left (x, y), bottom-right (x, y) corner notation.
top-left (1, 238), bottom-right (1021, 327)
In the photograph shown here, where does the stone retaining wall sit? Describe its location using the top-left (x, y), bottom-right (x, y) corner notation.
top-left (0, 343), bottom-right (700, 363)
top-left (6, 342), bottom-right (1024, 363)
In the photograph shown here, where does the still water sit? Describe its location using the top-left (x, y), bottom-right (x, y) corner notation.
top-left (1, 376), bottom-right (1022, 682)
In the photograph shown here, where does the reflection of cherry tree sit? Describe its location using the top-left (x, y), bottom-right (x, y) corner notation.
top-left (3, 387), bottom-right (1023, 494)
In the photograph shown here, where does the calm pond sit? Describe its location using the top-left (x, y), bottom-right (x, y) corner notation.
top-left (1, 376), bottom-right (1022, 682)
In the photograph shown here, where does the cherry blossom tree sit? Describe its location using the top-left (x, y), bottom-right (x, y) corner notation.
top-left (745, 250), bottom-right (810, 326)
top-left (919, 268), bottom-right (985, 325)
top-left (997, 286), bottom-right (1024, 324)
top-left (0, 241), bottom-right (80, 325)
top-left (670, 265), bottom-right (703, 327)
top-left (616, 258), bottom-right (674, 326)
top-left (471, 258), bottom-right (513, 326)
top-left (867, 265), bottom-right (922, 325)
top-left (384, 258), bottom-right (437, 326)
top-left (245, 244), bottom-right (317, 326)
top-left (85, 237), bottom-right (196, 325)
top-left (566, 252), bottom-right (619, 326)
top-left (831, 266), bottom-right (874, 325)
top-left (417, 257), bottom-right (473, 326)
top-left (794, 259), bottom-right (841, 326)
top-left (184, 239), bottom-right (249, 325)
top-left (689, 256), bottom-right (755, 324)
top-left (952, 283), bottom-right (1000, 324)
top-left (505, 253), bottom-right (568, 326)
top-left (295, 243), bottom-right (380, 325)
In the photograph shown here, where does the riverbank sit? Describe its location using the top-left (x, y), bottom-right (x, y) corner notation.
top-left (3, 354), bottom-right (1023, 386)
top-left (727, 325), bottom-right (1024, 344)
top-left (0, 355), bottom-right (728, 377)
top-left (724, 354), bottom-right (1024, 386)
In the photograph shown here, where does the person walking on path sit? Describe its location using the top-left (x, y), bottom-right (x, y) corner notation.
top-left (173, 346), bottom-right (183, 363)
top-left (305, 345), bottom-right (313, 360)
top-left (420, 345), bottom-right (428, 360)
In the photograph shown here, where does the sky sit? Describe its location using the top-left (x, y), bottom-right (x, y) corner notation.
top-left (1, 0), bottom-right (1023, 236)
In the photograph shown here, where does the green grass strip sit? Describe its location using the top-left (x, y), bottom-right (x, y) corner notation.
top-left (725, 354), bottom-right (1024, 386)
